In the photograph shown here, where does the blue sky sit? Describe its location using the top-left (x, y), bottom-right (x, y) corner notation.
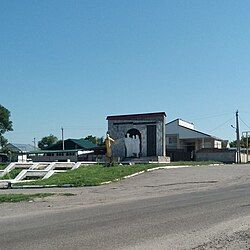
top-left (1, 0), bottom-right (250, 144)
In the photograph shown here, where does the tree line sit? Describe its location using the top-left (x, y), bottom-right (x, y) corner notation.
top-left (38, 134), bottom-right (104, 150)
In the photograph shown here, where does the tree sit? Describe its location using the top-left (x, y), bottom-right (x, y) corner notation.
top-left (230, 136), bottom-right (250, 148)
top-left (84, 135), bottom-right (104, 146)
top-left (38, 134), bottom-right (58, 150)
top-left (0, 105), bottom-right (13, 147)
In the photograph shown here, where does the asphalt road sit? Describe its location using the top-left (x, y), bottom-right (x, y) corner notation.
top-left (1, 164), bottom-right (250, 249)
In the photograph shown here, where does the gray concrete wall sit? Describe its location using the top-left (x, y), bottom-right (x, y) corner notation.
top-left (196, 151), bottom-right (236, 163)
top-left (240, 153), bottom-right (250, 163)
top-left (108, 116), bottom-right (165, 159)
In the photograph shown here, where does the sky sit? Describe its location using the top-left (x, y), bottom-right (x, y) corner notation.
top-left (1, 0), bottom-right (250, 144)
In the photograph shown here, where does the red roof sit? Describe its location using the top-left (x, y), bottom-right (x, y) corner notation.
top-left (106, 112), bottom-right (166, 121)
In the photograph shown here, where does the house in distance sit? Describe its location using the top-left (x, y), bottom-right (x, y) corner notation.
top-left (166, 119), bottom-right (224, 161)
top-left (28, 138), bottom-right (104, 162)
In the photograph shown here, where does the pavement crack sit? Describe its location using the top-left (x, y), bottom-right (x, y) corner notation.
top-left (144, 181), bottom-right (218, 188)
top-left (241, 204), bottom-right (250, 208)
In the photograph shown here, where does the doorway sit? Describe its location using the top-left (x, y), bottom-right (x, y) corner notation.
top-left (147, 125), bottom-right (156, 156)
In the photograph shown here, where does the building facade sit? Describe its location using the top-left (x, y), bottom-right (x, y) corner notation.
top-left (28, 138), bottom-right (102, 162)
top-left (3, 143), bottom-right (37, 162)
top-left (107, 112), bottom-right (166, 161)
top-left (166, 119), bottom-right (224, 161)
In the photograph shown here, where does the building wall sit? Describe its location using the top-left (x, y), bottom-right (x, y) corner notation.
top-left (196, 150), bottom-right (250, 163)
top-left (108, 116), bottom-right (165, 158)
top-left (166, 122), bottom-right (222, 151)
top-left (30, 154), bottom-right (77, 162)
top-left (240, 153), bottom-right (250, 163)
top-left (214, 140), bottom-right (222, 149)
top-left (196, 150), bottom-right (236, 163)
top-left (166, 134), bottom-right (178, 149)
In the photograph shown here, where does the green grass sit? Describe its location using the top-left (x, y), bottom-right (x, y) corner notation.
top-left (14, 161), bottom-right (221, 187)
top-left (60, 193), bottom-right (76, 196)
top-left (0, 168), bottom-right (23, 180)
top-left (0, 164), bottom-right (7, 170)
top-left (15, 164), bottom-right (159, 187)
top-left (168, 161), bottom-right (221, 166)
top-left (0, 193), bottom-right (54, 203)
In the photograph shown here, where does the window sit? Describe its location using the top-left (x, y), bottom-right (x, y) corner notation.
top-left (66, 152), bottom-right (75, 156)
top-left (168, 136), bottom-right (177, 144)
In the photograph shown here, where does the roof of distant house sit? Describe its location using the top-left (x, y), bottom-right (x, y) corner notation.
top-left (46, 138), bottom-right (97, 150)
top-left (6, 143), bottom-right (37, 152)
top-left (166, 118), bottom-right (224, 141)
top-left (107, 112), bottom-right (166, 120)
top-left (166, 118), bottom-right (194, 126)
top-left (69, 138), bottom-right (97, 149)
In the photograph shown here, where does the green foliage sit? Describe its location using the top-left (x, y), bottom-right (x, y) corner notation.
top-left (0, 193), bottom-right (54, 203)
top-left (84, 135), bottom-right (104, 146)
top-left (38, 134), bottom-right (58, 149)
top-left (230, 136), bottom-right (250, 148)
top-left (0, 168), bottom-right (23, 180)
top-left (0, 163), bottom-right (7, 170)
top-left (0, 105), bottom-right (13, 147)
top-left (61, 193), bottom-right (75, 196)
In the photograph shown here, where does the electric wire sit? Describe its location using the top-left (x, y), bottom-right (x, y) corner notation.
top-left (239, 116), bottom-right (250, 129)
top-left (175, 112), bottom-right (234, 121)
top-left (207, 117), bottom-right (234, 133)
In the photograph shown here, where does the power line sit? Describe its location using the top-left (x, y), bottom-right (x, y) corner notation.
top-left (178, 112), bottom-right (234, 121)
top-left (239, 116), bottom-right (250, 129)
top-left (208, 117), bottom-right (234, 133)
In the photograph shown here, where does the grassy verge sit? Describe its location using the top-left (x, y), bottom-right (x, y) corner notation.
top-left (61, 193), bottom-right (76, 196)
top-left (15, 164), bottom-right (156, 187)
top-left (14, 161), bottom-right (221, 187)
top-left (167, 161), bottom-right (221, 166)
top-left (0, 164), bottom-right (7, 170)
top-left (0, 193), bottom-right (54, 203)
top-left (0, 168), bottom-right (23, 180)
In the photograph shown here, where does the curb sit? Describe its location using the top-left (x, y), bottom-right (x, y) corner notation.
top-left (10, 184), bottom-right (75, 189)
top-left (100, 163), bottom-right (224, 185)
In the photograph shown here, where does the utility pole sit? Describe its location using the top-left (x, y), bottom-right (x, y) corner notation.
top-left (61, 127), bottom-right (65, 150)
top-left (32, 138), bottom-right (36, 150)
top-left (236, 110), bottom-right (241, 163)
top-left (246, 132), bottom-right (249, 163)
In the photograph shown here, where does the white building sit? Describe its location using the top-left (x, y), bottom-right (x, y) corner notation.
top-left (166, 119), bottom-right (224, 161)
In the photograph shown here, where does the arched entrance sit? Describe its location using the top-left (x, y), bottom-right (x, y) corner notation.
top-left (125, 129), bottom-right (141, 158)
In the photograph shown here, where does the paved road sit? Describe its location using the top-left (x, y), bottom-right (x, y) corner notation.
top-left (1, 164), bottom-right (250, 249)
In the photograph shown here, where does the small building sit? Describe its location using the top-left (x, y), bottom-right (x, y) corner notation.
top-left (28, 149), bottom-right (88, 162)
top-left (28, 138), bottom-right (104, 162)
top-left (107, 112), bottom-right (168, 162)
top-left (3, 143), bottom-right (37, 162)
top-left (166, 119), bottom-right (224, 161)
top-left (46, 138), bottom-right (96, 151)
